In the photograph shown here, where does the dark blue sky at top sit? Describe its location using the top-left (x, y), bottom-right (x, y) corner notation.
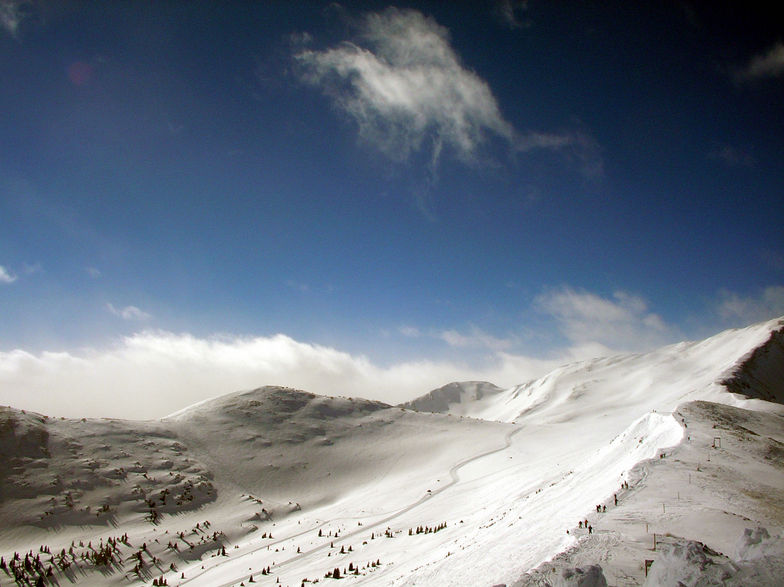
top-left (1, 1), bottom-right (782, 363)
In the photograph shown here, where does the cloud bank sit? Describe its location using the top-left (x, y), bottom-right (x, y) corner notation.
top-left (0, 331), bottom-right (558, 420)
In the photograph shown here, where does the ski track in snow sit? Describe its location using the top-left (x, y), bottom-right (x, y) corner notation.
top-left (196, 425), bottom-right (525, 587)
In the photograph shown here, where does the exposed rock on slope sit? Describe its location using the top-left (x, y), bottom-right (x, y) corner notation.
top-left (0, 407), bottom-right (216, 531)
top-left (721, 319), bottom-right (784, 404)
top-left (399, 381), bottom-right (504, 415)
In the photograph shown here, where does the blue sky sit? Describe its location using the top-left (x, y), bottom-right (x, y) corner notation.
top-left (1, 1), bottom-right (783, 417)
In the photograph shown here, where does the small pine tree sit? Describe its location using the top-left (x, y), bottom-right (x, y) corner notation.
top-left (332, 567), bottom-right (340, 579)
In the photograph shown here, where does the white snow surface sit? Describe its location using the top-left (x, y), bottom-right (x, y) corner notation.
top-left (1, 317), bottom-right (783, 586)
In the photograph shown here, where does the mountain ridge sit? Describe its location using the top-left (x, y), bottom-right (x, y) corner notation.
top-left (1, 317), bottom-right (782, 586)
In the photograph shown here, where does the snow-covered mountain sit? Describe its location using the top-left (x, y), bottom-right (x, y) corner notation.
top-left (404, 319), bottom-right (784, 425)
top-left (1, 318), bottom-right (782, 586)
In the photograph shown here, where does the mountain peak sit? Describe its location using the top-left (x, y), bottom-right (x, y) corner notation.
top-left (400, 381), bottom-right (504, 415)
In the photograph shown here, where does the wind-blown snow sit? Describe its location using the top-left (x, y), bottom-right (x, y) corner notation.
top-left (0, 317), bottom-right (782, 586)
top-left (399, 381), bottom-right (504, 415)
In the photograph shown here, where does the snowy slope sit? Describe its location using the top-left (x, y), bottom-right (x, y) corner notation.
top-left (516, 400), bottom-right (784, 586)
top-left (408, 318), bottom-right (784, 426)
top-left (165, 386), bottom-right (511, 509)
top-left (0, 317), bottom-right (782, 587)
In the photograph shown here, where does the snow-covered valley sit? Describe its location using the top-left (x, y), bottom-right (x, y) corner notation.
top-left (2, 318), bottom-right (783, 586)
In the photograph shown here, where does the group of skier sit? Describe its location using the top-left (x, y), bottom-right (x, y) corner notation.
top-left (569, 480), bottom-right (631, 537)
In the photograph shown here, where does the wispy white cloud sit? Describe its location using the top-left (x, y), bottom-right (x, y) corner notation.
top-left (285, 279), bottom-right (310, 293)
top-left (535, 287), bottom-right (674, 352)
top-left (716, 285), bottom-right (784, 324)
top-left (708, 144), bottom-right (755, 167)
top-left (166, 120), bottom-right (185, 135)
top-left (398, 325), bottom-right (421, 338)
top-left (294, 7), bottom-right (599, 179)
top-left (107, 303), bottom-right (152, 321)
top-left (438, 326), bottom-right (516, 352)
top-left (0, 0), bottom-right (31, 38)
top-left (296, 7), bottom-right (514, 164)
top-left (493, 0), bottom-right (530, 30)
top-left (0, 265), bottom-right (17, 283)
top-left (733, 42), bottom-right (784, 82)
top-left (86, 266), bottom-right (101, 278)
top-left (22, 262), bottom-right (42, 275)
top-left (399, 323), bottom-right (519, 353)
